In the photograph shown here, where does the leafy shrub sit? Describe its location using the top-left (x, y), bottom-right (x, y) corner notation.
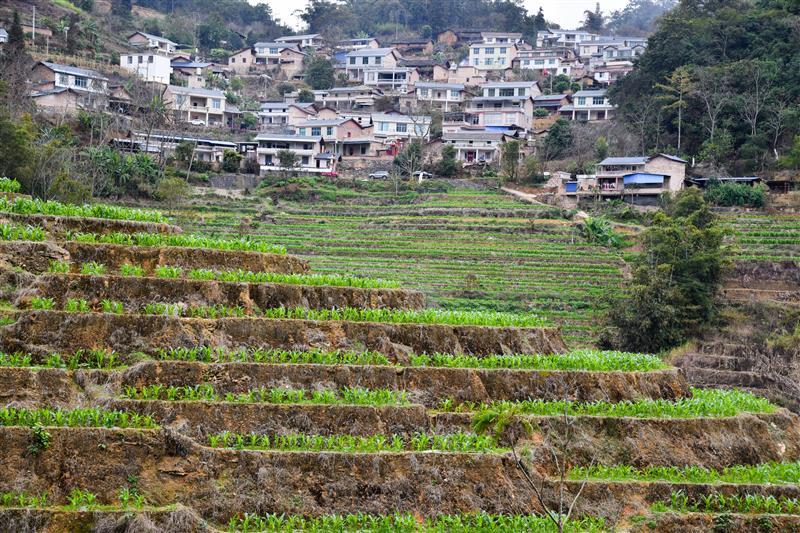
top-left (704, 180), bottom-right (767, 208)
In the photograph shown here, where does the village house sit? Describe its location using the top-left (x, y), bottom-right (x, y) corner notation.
top-left (343, 48), bottom-right (402, 81)
top-left (536, 29), bottom-right (598, 49)
top-left (559, 89), bottom-right (615, 121)
top-left (127, 31), bottom-right (178, 54)
top-left (31, 87), bottom-right (106, 113)
top-left (170, 59), bottom-right (212, 88)
top-left (337, 37), bottom-right (380, 52)
top-left (122, 131), bottom-right (238, 166)
top-left (371, 112), bottom-right (433, 151)
top-left (258, 101), bottom-right (292, 128)
top-left (227, 48), bottom-right (254, 74)
top-left (468, 35), bottom-right (519, 70)
top-left (0, 28), bottom-right (8, 44)
top-left (276, 33), bottom-right (323, 49)
top-left (31, 61), bottom-right (108, 97)
top-left (398, 59), bottom-right (446, 81)
top-left (313, 86), bottom-right (383, 110)
top-left (562, 154), bottom-right (687, 206)
top-left (435, 28), bottom-right (484, 47)
top-left (363, 66), bottom-right (419, 93)
top-left (293, 117), bottom-right (376, 158)
top-left (532, 94), bottom-right (571, 129)
top-left (166, 85), bottom-right (237, 127)
top-left (465, 81), bottom-right (541, 130)
top-left (251, 42), bottom-right (306, 79)
top-left (442, 131), bottom-right (519, 165)
top-left (514, 49), bottom-right (577, 77)
top-left (389, 38), bottom-right (434, 56)
top-left (120, 53), bottom-right (172, 85)
top-left (254, 133), bottom-right (338, 174)
top-left (435, 63), bottom-right (487, 85)
top-left (409, 82), bottom-right (469, 111)
top-left (578, 36), bottom-right (647, 59)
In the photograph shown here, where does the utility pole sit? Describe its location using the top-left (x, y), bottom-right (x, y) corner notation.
top-left (32, 6), bottom-right (36, 49)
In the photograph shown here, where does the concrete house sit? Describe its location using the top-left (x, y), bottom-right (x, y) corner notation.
top-left (344, 48), bottom-right (402, 81)
top-left (127, 31), bottom-right (178, 54)
top-left (171, 60), bottom-right (212, 88)
top-left (389, 38), bottom-right (434, 56)
top-left (537, 29), bottom-right (598, 50)
top-left (466, 81), bottom-right (541, 130)
top-left (254, 133), bottom-right (338, 174)
top-left (514, 49), bottom-right (576, 76)
top-left (293, 118), bottom-right (375, 158)
top-left (0, 28), bottom-right (8, 44)
top-left (410, 82), bottom-right (469, 111)
top-left (31, 62), bottom-right (108, 96)
top-left (31, 87), bottom-right (105, 113)
top-left (167, 85), bottom-right (232, 127)
top-left (442, 131), bottom-right (520, 165)
top-left (120, 53), bottom-right (172, 85)
top-left (227, 48), bottom-right (254, 74)
top-left (337, 37), bottom-right (380, 52)
top-left (559, 89), bottom-right (615, 121)
top-left (276, 34), bottom-right (323, 49)
top-left (313, 86), bottom-right (383, 110)
top-left (371, 112), bottom-right (432, 142)
top-left (468, 37), bottom-right (519, 70)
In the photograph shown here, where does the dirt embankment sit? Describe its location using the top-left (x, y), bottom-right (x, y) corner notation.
top-left (22, 274), bottom-right (426, 312)
top-left (1, 311), bottom-right (566, 361)
top-left (0, 212), bottom-right (182, 237)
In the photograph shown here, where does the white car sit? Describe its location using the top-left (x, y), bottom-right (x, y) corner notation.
top-left (368, 171), bottom-right (390, 179)
top-left (189, 119), bottom-right (206, 126)
top-left (413, 171), bottom-right (433, 179)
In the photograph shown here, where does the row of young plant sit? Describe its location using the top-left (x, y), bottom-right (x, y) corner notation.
top-left (568, 462), bottom-right (800, 485)
top-left (0, 346), bottom-right (666, 373)
top-left (0, 222), bottom-right (46, 242)
top-left (1, 488), bottom-right (147, 510)
top-left (0, 407), bottom-right (157, 429)
top-left (30, 298), bottom-right (549, 328)
top-left (654, 489), bottom-right (800, 515)
top-left (0, 196), bottom-right (167, 223)
top-left (227, 512), bottom-right (607, 533)
top-left (64, 231), bottom-right (286, 255)
top-left (122, 385), bottom-right (409, 407)
top-left (439, 388), bottom-right (776, 418)
top-left (207, 431), bottom-right (505, 454)
top-left (47, 260), bottom-right (400, 289)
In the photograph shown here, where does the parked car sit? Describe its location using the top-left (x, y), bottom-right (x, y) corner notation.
top-left (368, 171), bottom-right (390, 179)
top-left (189, 119), bottom-right (206, 126)
top-left (413, 171), bottom-right (433, 180)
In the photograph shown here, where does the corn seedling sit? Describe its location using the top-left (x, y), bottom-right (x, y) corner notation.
top-left (0, 492), bottom-right (48, 508)
top-left (30, 297), bottom-right (54, 310)
top-left (0, 197), bottom-right (166, 223)
top-left (654, 489), bottom-right (800, 515)
top-left (154, 265), bottom-right (183, 278)
top-left (570, 462), bottom-right (800, 485)
top-left (101, 299), bottom-right (124, 314)
top-left (67, 489), bottom-right (98, 510)
top-left (0, 177), bottom-right (22, 193)
top-left (65, 299), bottom-right (90, 313)
top-left (156, 347), bottom-right (391, 366)
top-left (65, 231), bottom-right (286, 255)
top-left (119, 263), bottom-right (144, 277)
top-left (0, 407), bottom-right (157, 429)
top-left (0, 223), bottom-right (46, 242)
top-left (80, 262), bottom-right (107, 276)
top-left (47, 260), bottom-right (71, 274)
top-left (0, 352), bottom-right (32, 366)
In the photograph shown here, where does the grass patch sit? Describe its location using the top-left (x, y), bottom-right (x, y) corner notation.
top-left (122, 385), bottom-right (410, 406)
top-left (208, 431), bottom-right (505, 453)
top-left (65, 231), bottom-right (286, 254)
top-left (227, 512), bottom-right (607, 532)
top-left (0, 407), bottom-right (157, 428)
top-left (569, 462), bottom-right (800, 485)
top-left (445, 388), bottom-right (776, 418)
top-left (0, 197), bottom-right (167, 223)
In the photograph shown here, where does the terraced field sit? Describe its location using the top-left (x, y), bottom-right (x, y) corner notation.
top-left (0, 184), bottom-right (798, 531)
top-left (173, 184), bottom-right (624, 347)
top-left (724, 212), bottom-right (800, 261)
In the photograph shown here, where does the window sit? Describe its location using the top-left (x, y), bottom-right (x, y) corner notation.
top-left (311, 127), bottom-right (321, 136)
top-left (523, 60), bottom-right (530, 66)
top-left (74, 77), bottom-right (87, 88)
top-left (518, 88), bottom-right (526, 96)
top-left (414, 124), bottom-right (425, 135)
top-left (362, 57), bottom-right (368, 65)
top-left (499, 88), bottom-right (514, 97)
top-left (534, 59), bottom-right (544, 65)
top-left (419, 88), bottom-right (429, 97)
top-left (301, 156), bottom-right (309, 165)
top-left (498, 57), bottom-right (505, 65)
top-left (349, 57), bottom-right (356, 65)
top-left (127, 56), bottom-right (133, 64)
top-left (593, 96), bottom-right (605, 105)
top-left (298, 128), bottom-right (306, 135)
top-left (212, 99), bottom-right (221, 109)
top-left (472, 48), bottom-right (480, 55)
top-left (378, 122), bottom-right (388, 132)
top-left (487, 88), bottom-right (495, 96)
top-left (396, 123), bottom-right (407, 133)
top-left (485, 58), bottom-right (492, 65)
top-left (375, 56), bottom-right (381, 65)
top-left (137, 56), bottom-right (143, 63)
top-left (450, 90), bottom-right (459, 98)
top-left (548, 59), bottom-right (555, 64)
top-left (499, 47), bottom-right (506, 54)
top-left (326, 127), bottom-right (333, 136)
top-left (576, 97), bottom-right (586, 106)
top-left (269, 48), bottom-right (278, 54)
top-left (175, 94), bottom-right (185, 105)
top-left (485, 47), bottom-right (494, 54)
top-left (473, 59), bottom-right (479, 66)
top-left (148, 55), bottom-right (154, 63)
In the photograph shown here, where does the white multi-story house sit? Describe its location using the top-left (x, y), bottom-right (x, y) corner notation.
top-left (578, 36), bottom-right (647, 59)
top-left (537, 29), bottom-right (598, 49)
top-left (313, 86), bottom-right (383, 110)
top-left (31, 61), bottom-right (108, 94)
top-left (442, 131), bottom-right (520, 166)
top-left (344, 48), bottom-right (402, 81)
top-left (254, 133), bottom-right (337, 174)
top-left (468, 40), bottom-right (518, 71)
top-left (276, 33), bottom-right (323, 49)
top-left (127, 31), bottom-right (178, 54)
top-left (363, 66), bottom-right (419, 93)
top-left (371, 113), bottom-right (432, 141)
top-left (120, 53), bottom-right (172, 85)
top-left (480, 32), bottom-right (523, 45)
top-left (514, 49), bottom-right (574, 76)
top-left (559, 89), bottom-right (615, 121)
top-left (465, 81), bottom-right (541, 130)
top-left (258, 102), bottom-right (291, 128)
top-left (167, 85), bottom-right (231, 127)
top-left (412, 82), bottom-right (468, 111)
top-left (337, 37), bottom-right (380, 52)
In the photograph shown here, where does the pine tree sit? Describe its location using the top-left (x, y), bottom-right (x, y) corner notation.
top-left (8, 11), bottom-right (26, 54)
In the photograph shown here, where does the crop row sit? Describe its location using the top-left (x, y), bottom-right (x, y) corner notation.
top-left (568, 462), bottom-right (800, 485)
top-left (441, 388), bottom-right (776, 418)
top-left (1, 488), bottom-right (149, 510)
top-left (655, 489), bottom-right (800, 515)
top-left (207, 431), bottom-right (505, 454)
top-left (123, 385), bottom-right (409, 406)
top-left (0, 349), bottom-right (120, 369)
top-left (0, 407), bottom-right (157, 428)
top-left (0, 196), bottom-right (167, 223)
top-left (227, 512), bottom-right (606, 533)
top-left (64, 231), bottom-right (286, 254)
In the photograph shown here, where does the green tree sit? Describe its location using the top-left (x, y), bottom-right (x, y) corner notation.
top-left (277, 149), bottom-right (299, 176)
top-left (656, 66), bottom-right (693, 154)
top-left (779, 136), bottom-right (800, 170)
top-left (297, 88), bottom-right (316, 103)
top-left (7, 11), bottom-right (26, 53)
top-left (594, 136), bottom-right (609, 161)
top-left (600, 188), bottom-right (728, 352)
top-left (304, 57), bottom-right (334, 90)
top-left (174, 141), bottom-right (196, 165)
top-left (436, 144), bottom-right (460, 178)
top-left (582, 2), bottom-right (605, 32)
top-left (522, 155), bottom-right (543, 184)
top-left (0, 110), bottom-right (34, 187)
top-left (541, 119), bottom-right (572, 161)
top-left (222, 149), bottom-right (243, 173)
top-left (154, 176), bottom-right (190, 211)
top-left (500, 140), bottom-right (522, 182)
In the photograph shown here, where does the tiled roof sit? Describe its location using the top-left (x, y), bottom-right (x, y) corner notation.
top-left (39, 61), bottom-right (107, 80)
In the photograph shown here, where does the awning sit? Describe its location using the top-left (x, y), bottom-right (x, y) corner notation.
top-left (624, 173), bottom-right (665, 185)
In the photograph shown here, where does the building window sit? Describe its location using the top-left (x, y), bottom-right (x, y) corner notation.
top-left (415, 125), bottom-right (425, 135)
top-left (148, 55), bottom-right (154, 63)
top-left (74, 77), bottom-right (87, 88)
top-left (450, 90), bottom-right (459, 98)
top-left (499, 88), bottom-right (514, 97)
top-left (375, 56), bottom-right (381, 65)
top-left (301, 156), bottom-right (309, 165)
top-left (534, 59), bottom-right (544, 65)
top-left (472, 48), bottom-right (479, 55)
top-left (298, 128), bottom-right (306, 135)
top-left (378, 122), bottom-right (388, 132)
top-left (485, 47), bottom-right (494, 54)
top-left (593, 96), bottom-right (605, 105)
top-left (485, 58), bottom-right (492, 65)
top-left (349, 57), bottom-right (356, 65)
top-left (311, 127), bottom-right (321, 136)
top-left (577, 97), bottom-right (586, 106)
top-left (487, 88), bottom-right (495, 96)
top-left (127, 56), bottom-right (133, 64)
top-left (523, 60), bottom-right (530, 66)
top-left (419, 88), bottom-right (429, 96)
top-left (269, 48), bottom-right (278, 54)
top-left (473, 59), bottom-right (479, 66)
top-left (499, 47), bottom-right (506, 54)
top-left (212, 99), bottom-right (221, 109)
top-left (396, 123), bottom-right (407, 133)
top-left (326, 127), bottom-right (333, 135)
top-left (362, 57), bottom-right (368, 65)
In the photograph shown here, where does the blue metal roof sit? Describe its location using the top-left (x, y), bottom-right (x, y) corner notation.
top-left (624, 173), bottom-right (665, 185)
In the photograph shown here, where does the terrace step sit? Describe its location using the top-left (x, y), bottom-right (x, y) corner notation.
top-left (118, 360), bottom-right (691, 406)
top-left (22, 273), bottom-right (426, 312)
top-left (0, 211), bottom-right (182, 237)
top-left (722, 287), bottom-right (800, 304)
top-left (681, 367), bottom-right (771, 389)
top-left (0, 507), bottom-right (209, 533)
top-left (0, 311), bottom-right (566, 360)
top-left (0, 241), bottom-right (309, 276)
top-left (631, 512), bottom-right (800, 533)
top-left (677, 353), bottom-right (755, 371)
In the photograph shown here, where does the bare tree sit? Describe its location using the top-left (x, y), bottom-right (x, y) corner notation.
top-left (692, 66), bottom-right (731, 143)
top-left (765, 96), bottom-right (794, 160)
top-left (624, 98), bottom-right (655, 155)
top-left (734, 60), bottom-right (776, 137)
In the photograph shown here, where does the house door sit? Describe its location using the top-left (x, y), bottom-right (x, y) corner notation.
top-left (466, 151), bottom-right (476, 162)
